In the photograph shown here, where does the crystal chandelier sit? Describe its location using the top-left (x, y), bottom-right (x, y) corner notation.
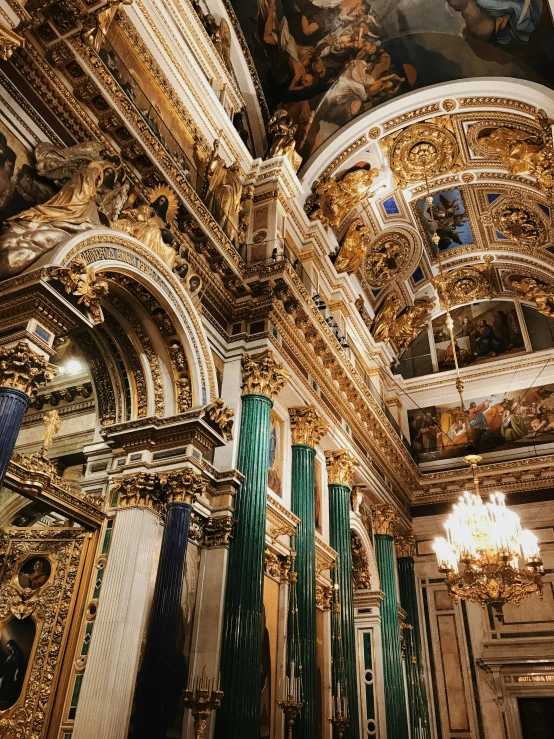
top-left (433, 457), bottom-right (544, 620)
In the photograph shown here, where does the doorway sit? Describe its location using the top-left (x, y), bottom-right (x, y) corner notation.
top-left (518, 697), bottom-right (554, 739)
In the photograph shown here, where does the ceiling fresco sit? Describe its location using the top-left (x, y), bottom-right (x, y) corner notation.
top-left (231, 0), bottom-right (554, 160)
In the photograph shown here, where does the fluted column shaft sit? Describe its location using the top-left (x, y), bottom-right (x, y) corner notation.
top-left (73, 506), bottom-right (160, 739)
top-left (216, 393), bottom-right (273, 738)
top-left (397, 550), bottom-right (430, 735)
top-left (374, 532), bottom-right (409, 738)
top-left (0, 388), bottom-right (29, 486)
top-left (135, 502), bottom-right (192, 739)
top-left (291, 443), bottom-right (317, 739)
top-left (329, 482), bottom-right (360, 739)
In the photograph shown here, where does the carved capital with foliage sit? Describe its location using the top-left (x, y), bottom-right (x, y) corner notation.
top-left (395, 533), bottom-right (416, 559)
top-left (161, 468), bottom-right (208, 505)
top-left (203, 515), bottom-right (234, 547)
top-left (289, 405), bottom-right (329, 447)
top-left (117, 472), bottom-right (165, 514)
top-left (371, 504), bottom-right (399, 536)
top-left (0, 341), bottom-right (56, 395)
top-left (324, 449), bottom-right (359, 487)
top-left (241, 350), bottom-right (289, 399)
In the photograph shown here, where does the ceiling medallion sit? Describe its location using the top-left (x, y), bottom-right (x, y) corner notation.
top-left (381, 117), bottom-right (462, 188)
top-left (432, 264), bottom-right (495, 310)
top-left (493, 202), bottom-right (547, 246)
top-left (364, 232), bottom-right (410, 287)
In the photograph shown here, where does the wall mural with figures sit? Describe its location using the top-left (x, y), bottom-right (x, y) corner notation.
top-left (230, 0), bottom-right (554, 159)
top-left (408, 382), bottom-right (554, 463)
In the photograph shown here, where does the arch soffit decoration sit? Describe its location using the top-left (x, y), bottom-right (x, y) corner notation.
top-left (39, 230), bottom-right (218, 412)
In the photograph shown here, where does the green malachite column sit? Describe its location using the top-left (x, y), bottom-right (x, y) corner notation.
top-left (372, 506), bottom-right (409, 739)
top-left (216, 351), bottom-right (288, 739)
top-left (325, 449), bottom-right (360, 739)
top-left (396, 534), bottom-right (431, 737)
top-left (289, 407), bottom-right (328, 739)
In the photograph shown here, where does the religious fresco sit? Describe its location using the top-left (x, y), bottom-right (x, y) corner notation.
top-left (0, 123), bottom-right (56, 226)
top-left (408, 382), bottom-right (554, 462)
top-left (432, 301), bottom-right (525, 371)
top-left (416, 188), bottom-right (473, 252)
top-left (232, 0), bottom-right (554, 159)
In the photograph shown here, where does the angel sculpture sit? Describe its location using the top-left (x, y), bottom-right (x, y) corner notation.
top-left (511, 276), bottom-right (554, 317)
top-left (212, 18), bottom-right (232, 72)
top-left (310, 167), bottom-right (379, 230)
top-left (267, 108), bottom-right (302, 171)
top-left (389, 300), bottom-right (435, 353)
top-left (0, 144), bottom-right (120, 280)
top-left (111, 184), bottom-right (178, 269)
top-left (334, 219), bottom-right (370, 274)
top-left (371, 292), bottom-right (401, 345)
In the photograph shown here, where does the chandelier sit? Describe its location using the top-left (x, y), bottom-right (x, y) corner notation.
top-left (433, 456), bottom-right (544, 620)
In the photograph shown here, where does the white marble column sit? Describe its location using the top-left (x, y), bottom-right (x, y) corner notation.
top-left (73, 503), bottom-right (161, 739)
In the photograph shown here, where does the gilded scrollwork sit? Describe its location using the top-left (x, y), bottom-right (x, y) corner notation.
top-left (309, 168), bottom-right (379, 231)
top-left (0, 341), bottom-right (55, 396)
top-left (53, 256), bottom-right (109, 324)
top-left (493, 202), bottom-right (547, 246)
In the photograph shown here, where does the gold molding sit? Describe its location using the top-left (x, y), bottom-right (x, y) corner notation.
top-left (289, 405), bottom-right (328, 447)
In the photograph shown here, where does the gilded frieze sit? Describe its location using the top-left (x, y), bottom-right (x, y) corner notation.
top-left (364, 232), bottom-right (411, 288)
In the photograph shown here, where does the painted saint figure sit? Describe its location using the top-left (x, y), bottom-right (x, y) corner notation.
top-left (0, 640), bottom-right (25, 709)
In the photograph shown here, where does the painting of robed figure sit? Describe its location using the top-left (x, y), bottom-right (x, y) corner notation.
top-left (0, 617), bottom-right (36, 711)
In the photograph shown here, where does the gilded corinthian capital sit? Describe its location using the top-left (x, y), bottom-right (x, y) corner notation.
top-left (0, 341), bottom-right (56, 395)
top-left (289, 406), bottom-right (328, 447)
top-left (241, 350), bottom-right (289, 399)
top-left (161, 468), bottom-right (208, 505)
top-left (371, 504), bottom-right (399, 536)
top-left (395, 533), bottom-right (416, 559)
top-left (117, 473), bottom-right (165, 514)
top-left (324, 449), bottom-right (359, 488)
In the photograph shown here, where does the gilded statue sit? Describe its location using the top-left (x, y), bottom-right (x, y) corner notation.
top-left (0, 155), bottom-right (118, 280)
top-left (511, 276), bottom-right (554, 317)
top-left (87, 0), bottom-right (133, 52)
top-left (334, 219), bottom-right (370, 274)
top-left (371, 292), bottom-right (401, 345)
top-left (371, 294), bottom-right (434, 353)
top-left (310, 167), bottom-right (379, 230)
top-left (204, 149), bottom-right (243, 243)
top-left (211, 18), bottom-right (232, 72)
top-left (205, 398), bottom-right (235, 440)
top-left (111, 185), bottom-right (178, 269)
top-left (267, 108), bottom-right (302, 172)
top-left (389, 300), bottom-right (435, 353)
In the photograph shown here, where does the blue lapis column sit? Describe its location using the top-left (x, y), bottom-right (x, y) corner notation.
top-left (0, 341), bottom-right (52, 486)
top-left (134, 469), bottom-right (207, 739)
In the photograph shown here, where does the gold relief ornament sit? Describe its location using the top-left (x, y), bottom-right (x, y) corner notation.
top-left (0, 341), bottom-right (55, 395)
top-left (381, 117), bottom-right (462, 188)
top-left (111, 184), bottom-right (179, 270)
top-left (205, 398), bottom-right (235, 440)
top-left (203, 516), bottom-right (234, 547)
top-left (371, 504), bottom-right (398, 536)
top-left (267, 109), bottom-right (302, 172)
top-left (510, 275), bottom-right (554, 317)
top-left (364, 232), bottom-right (410, 287)
top-left (334, 219), bottom-right (371, 275)
top-left (265, 547), bottom-right (282, 579)
top-left (351, 531), bottom-right (371, 590)
top-left (116, 472), bottom-right (165, 514)
top-left (324, 449), bottom-right (359, 488)
top-left (53, 257), bottom-right (109, 323)
top-left (494, 203), bottom-right (546, 246)
top-left (432, 264), bottom-right (495, 310)
top-left (160, 468), bottom-right (208, 505)
top-left (241, 350), bottom-right (289, 399)
top-left (0, 24), bottom-right (24, 61)
top-left (395, 533), bottom-right (416, 559)
top-left (388, 300), bottom-right (435, 354)
top-left (309, 167), bottom-right (379, 231)
top-left (289, 405), bottom-right (329, 447)
top-left (315, 583), bottom-right (332, 609)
